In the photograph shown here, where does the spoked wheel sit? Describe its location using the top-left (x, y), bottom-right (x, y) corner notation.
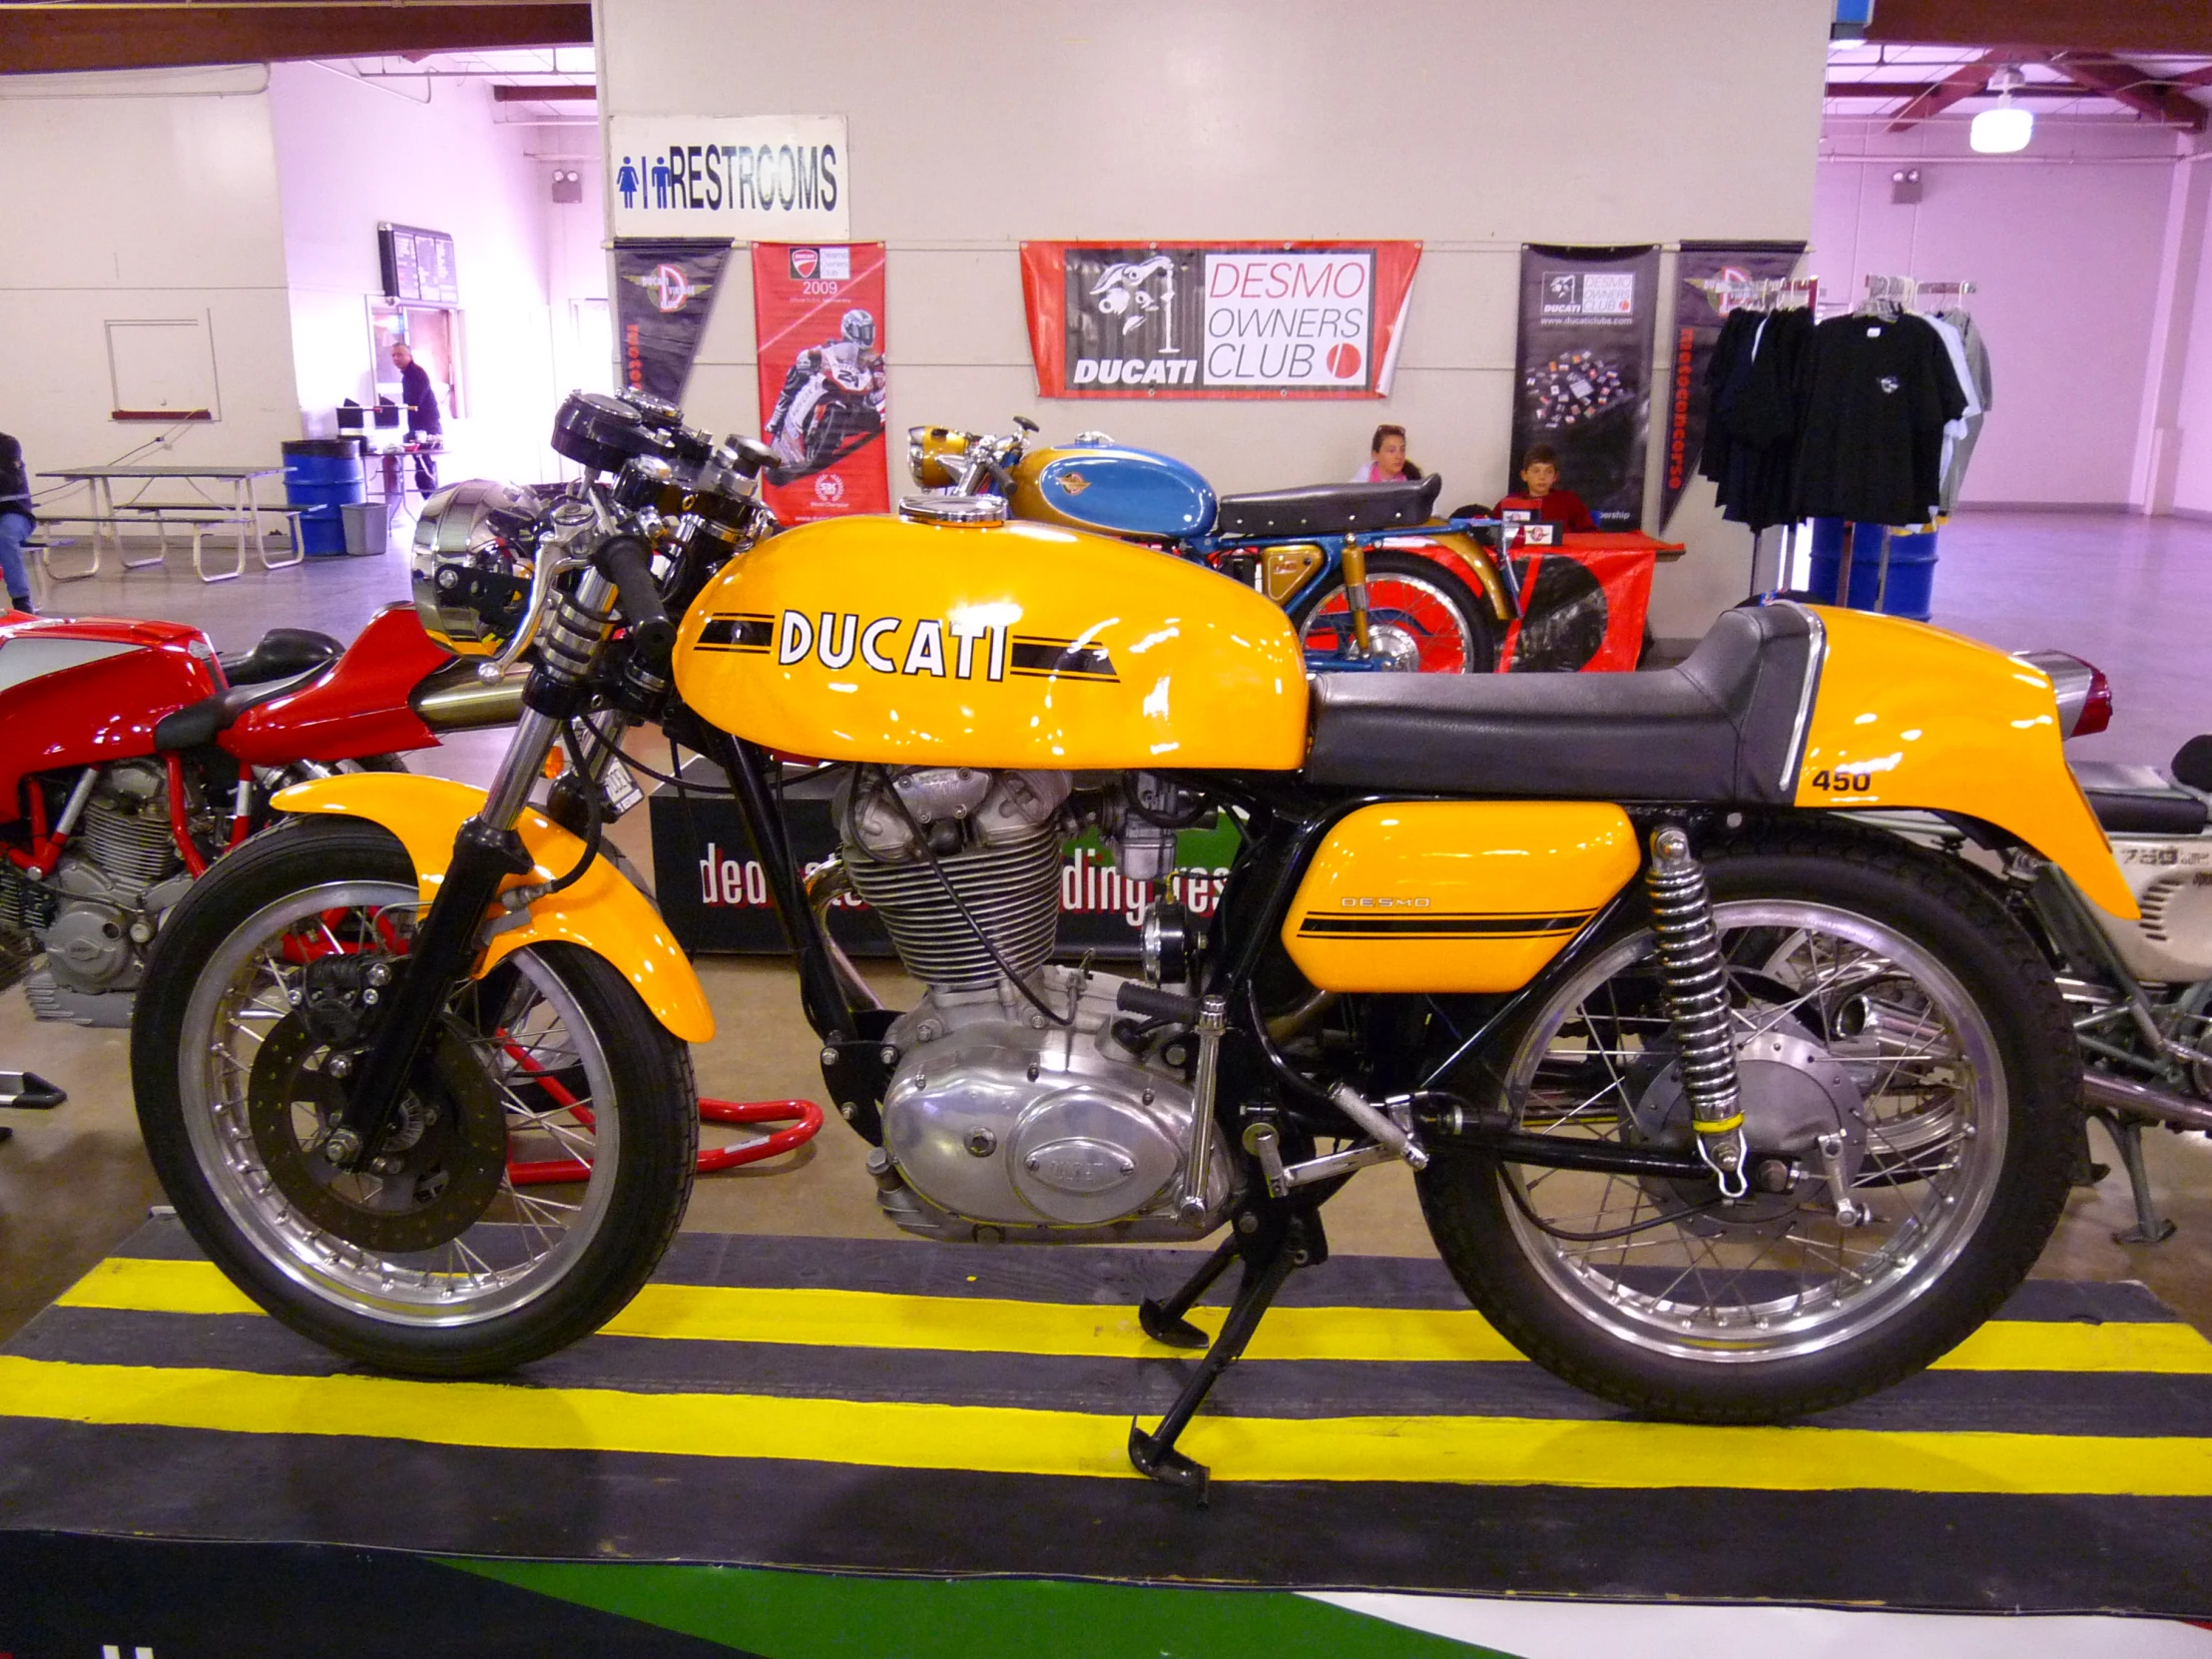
top-left (1417, 833), bottom-right (2077, 1421)
top-left (133, 819), bottom-right (697, 1376)
top-left (1293, 549), bottom-right (1499, 674)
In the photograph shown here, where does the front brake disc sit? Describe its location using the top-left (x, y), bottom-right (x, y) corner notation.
top-left (248, 1013), bottom-right (507, 1253)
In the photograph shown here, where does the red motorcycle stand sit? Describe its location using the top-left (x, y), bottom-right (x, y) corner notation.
top-left (506, 1096), bottom-right (824, 1187)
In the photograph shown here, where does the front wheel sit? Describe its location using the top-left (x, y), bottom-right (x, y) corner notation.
top-left (1416, 830), bottom-right (2077, 1421)
top-left (132, 818), bottom-right (698, 1376)
top-left (1292, 549), bottom-right (1501, 674)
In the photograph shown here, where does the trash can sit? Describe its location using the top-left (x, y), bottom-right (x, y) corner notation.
top-left (339, 501), bottom-right (387, 558)
top-left (281, 438), bottom-right (365, 559)
top-left (1806, 518), bottom-right (1939, 621)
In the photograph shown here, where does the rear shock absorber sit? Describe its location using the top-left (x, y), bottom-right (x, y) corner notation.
top-left (1645, 826), bottom-right (1748, 1198)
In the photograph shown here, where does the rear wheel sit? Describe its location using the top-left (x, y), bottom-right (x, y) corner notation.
top-left (1416, 831), bottom-right (2077, 1421)
top-left (133, 818), bottom-right (697, 1375)
top-left (1292, 549), bottom-right (1500, 674)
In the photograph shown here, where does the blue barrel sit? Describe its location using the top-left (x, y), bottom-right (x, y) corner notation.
top-left (282, 438), bottom-right (365, 559)
top-left (1806, 518), bottom-right (1938, 621)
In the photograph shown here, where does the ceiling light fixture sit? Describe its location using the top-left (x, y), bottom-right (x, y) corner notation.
top-left (1970, 65), bottom-right (2033, 153)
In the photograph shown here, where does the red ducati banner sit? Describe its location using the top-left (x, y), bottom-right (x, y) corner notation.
top-left (1019, 241), bottom-right (1422, 399)
top-left (1496, 533), bottom-right (1666, 674)
top-left (751, 242), bottom-right (889, 524)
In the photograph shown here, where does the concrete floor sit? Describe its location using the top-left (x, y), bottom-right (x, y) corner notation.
top-left (4, 508), bottom-right (2211, 1344)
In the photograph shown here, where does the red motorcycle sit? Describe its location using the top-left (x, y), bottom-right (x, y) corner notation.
top-left (0, 601), bottom-right (519, 1027)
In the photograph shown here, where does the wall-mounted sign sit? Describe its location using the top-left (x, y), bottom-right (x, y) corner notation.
top-left (1019, 241), bottom-right (1422, 399)
top-left (612, 239), bottom-right (734, 405)
top-left (608, 115), bottom-right (848, 242)
top-left (1510, 245), bottom-right (1660, 530)
top-left (752, 243), bottom-right (888, 524)
top-left (378, 223), bottom-right (457, 303)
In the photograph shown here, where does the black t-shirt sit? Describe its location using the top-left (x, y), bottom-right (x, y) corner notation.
top-left (1790, 313), bottom-right (1965, 527)
top-left (399, 360), bottom-right (443, 434)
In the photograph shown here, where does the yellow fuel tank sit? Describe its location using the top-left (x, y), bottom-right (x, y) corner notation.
top-left (1283, 801), bottom-right (1641, 993)
top-left (675, 514), bottom-right (1310, 770)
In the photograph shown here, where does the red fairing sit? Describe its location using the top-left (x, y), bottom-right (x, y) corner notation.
top-left (223, 603), bottom-right (450, 766)
top-left (0, 616), bottom-right (221, 825)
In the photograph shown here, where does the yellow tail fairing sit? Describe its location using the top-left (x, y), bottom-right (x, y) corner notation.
top-left (1794, 606), bottom-right (2136, 919)
top-left (1284, 802), bottom-right (1642, 993)
top-left (271, 774), bottom-right (714, 1043)
top-left (674, 514), bottom-right (1310, 771)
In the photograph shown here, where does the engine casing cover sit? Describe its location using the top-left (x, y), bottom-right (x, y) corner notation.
top-left (877, 967), bottom-right (1232, 1242)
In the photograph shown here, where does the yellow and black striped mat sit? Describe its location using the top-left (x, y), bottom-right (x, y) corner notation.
top-left (2, 1218), bottom-right (2208, 1615)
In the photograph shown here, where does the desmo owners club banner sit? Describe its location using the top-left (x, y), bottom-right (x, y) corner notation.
top-left (1020, 242), bottom-right (1422, 398)
top-left (752, 243), bottom-right (890, 525)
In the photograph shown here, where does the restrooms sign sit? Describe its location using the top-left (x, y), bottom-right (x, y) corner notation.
top-left (1020, 241), bottom-right (1422, 399)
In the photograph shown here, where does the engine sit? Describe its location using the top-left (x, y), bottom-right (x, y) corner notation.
top-left (0, 762), bottom-right (199, 1026)
top-left (837, 766), bottom-right (1233, 1243)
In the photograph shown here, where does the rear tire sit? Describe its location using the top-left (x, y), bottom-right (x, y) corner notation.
top-left (133, 817), bottom-right (697, 1376)
top-left (1416, 830), bottom-right (2077, 1422)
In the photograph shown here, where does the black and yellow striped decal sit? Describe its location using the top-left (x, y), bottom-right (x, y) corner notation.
top-left (692, 613), bottom-right (776, 652)
top-left (1296, 909), bottom-right (1597, 939)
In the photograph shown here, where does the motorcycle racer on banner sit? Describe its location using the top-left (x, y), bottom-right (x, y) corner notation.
top-left (765, 307), bottom-right (886, 482)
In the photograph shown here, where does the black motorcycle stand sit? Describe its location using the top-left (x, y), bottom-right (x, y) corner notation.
top-left (1129, 1206), bottom-right (1326, 1503)
top-left (2093, 1110), bottom-right (2177, 1246)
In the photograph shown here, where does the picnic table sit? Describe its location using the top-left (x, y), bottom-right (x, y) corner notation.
top-left (35, 462), bottom-right (301, 584)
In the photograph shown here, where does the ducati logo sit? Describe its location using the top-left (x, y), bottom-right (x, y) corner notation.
top-left (624, 263), bottom-right (710, 312)
top-left (694, 611), bottom-right (1119, 684)
top-left (790, 248), bottom-right (820, 278)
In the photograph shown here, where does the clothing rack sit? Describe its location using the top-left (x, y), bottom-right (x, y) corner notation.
top-left (1688, 275), bottom-right (1819, 313)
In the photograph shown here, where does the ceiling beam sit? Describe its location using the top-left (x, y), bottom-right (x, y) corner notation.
top-left (2037, 50), bottom-right (2211, 130)
top-left (0, 4), bottom-right (592, 76)
top-left (1827, 80), bottom-right (2112, 100)
top-left (1884, 52), bottom-right (1995, 131)
top-left (492, 83), bottom-right (596, 102)
top-left (1868, 0), bottom-right (2212, 54)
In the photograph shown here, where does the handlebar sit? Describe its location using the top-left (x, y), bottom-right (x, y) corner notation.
top-left (596, 534), bottom-right (676, 660)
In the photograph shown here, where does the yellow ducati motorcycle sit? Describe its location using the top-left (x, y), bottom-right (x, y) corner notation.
top-left (134, 389), bottom-right (2136, 1494)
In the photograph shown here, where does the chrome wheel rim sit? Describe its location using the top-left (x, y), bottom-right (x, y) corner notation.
top-left (1301, 572), bottom-right (1479, 673)
top-left (177, 880), bottom-right (619, 1328)
top-left (1494, 899), bottom-right (2005, 1365)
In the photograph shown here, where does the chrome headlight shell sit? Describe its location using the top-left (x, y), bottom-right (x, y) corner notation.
top-left (410, 479), bottom-right (547, 658)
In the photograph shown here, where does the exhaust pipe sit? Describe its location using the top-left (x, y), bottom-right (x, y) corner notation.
top-left (2083, 1071), bottom-right (2212, 1134)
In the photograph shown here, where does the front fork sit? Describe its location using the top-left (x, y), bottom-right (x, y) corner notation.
top-left (320, 575), bottom-right (613, 1171)
top-left (1339, 542), bottom-right (1375, 658)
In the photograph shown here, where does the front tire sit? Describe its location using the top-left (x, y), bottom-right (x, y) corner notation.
top-left (133, 817), bottom-right (697, 1376)
top-left (1416, 830), bottom-right (2077, 1421)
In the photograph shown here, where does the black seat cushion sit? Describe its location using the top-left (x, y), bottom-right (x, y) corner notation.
top-left (2072, 761), bottom-right (2210, 836)
top-left (1305, 602), bottom-right (1820, 804)
top-left (2174, 735), bottom-right (2212, 796)
top-left (154, 656), bottom-right (337, 751)
top-left (220, 626), bottom-right (342, 686)
top-left (1214, 475), bottom-right (1441, 540)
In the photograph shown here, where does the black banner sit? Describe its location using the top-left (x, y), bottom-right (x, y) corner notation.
top-left (1510, 245), bottom-right (1660, 530)
top-left (612, 239), bottom-right (734, 405)
top-left (1661, 242), bottom-right (1807, 531)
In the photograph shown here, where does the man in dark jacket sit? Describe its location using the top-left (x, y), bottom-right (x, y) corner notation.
top-left (389, 342), bottom-right (442, 493)
top-left (0, 432), bottom-right (38, 612)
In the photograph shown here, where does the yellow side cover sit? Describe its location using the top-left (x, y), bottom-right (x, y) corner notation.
top-left (673, 514), bottom-right (1310, 771)
top-left (272, 774), bottom-right (714, 1043)
top-left (1796, 607), bottom-right (2136, 918)
top-left (1284, 801), bottom-right (1642, 993)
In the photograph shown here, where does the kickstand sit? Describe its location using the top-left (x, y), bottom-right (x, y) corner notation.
top-left (1138, 1233), bottom-right (1240, 1349)
top-left (2095, 1111), bottom-right (2176, 1246)
top-left (1129, 1210), bottom-right (1321, 1502)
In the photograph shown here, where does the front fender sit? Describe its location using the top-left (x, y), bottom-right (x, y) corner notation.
top-left (1795, 606), bottom-right (2137, 920)
top-left (272, 774), bottom-right (715, 1043)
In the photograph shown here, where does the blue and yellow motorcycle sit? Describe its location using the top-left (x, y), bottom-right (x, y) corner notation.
top-left (909, 420), bottom-right (1518, 673)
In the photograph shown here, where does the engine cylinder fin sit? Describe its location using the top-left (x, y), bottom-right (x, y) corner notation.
top-left (845, 827), bottom-right (1064, 990)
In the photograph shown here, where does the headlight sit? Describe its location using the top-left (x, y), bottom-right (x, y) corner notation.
top-left (908, 425), bottom-right (975, 489)
top-left (410, 479), bottom-right (547, 658)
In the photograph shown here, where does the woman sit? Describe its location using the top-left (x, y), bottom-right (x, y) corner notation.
top-left (1352, 424), bottom-right (1422, 484)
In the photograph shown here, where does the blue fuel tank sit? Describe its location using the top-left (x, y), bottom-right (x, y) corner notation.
top-left (1008, 445), bottom-right (1217, 540)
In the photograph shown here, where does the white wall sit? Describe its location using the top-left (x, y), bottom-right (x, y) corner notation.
top-left (599, 0), bottom-right (1834, 637)
top-left (1812, 122), bottom-right (2178, 511)
top-left (0, 66), bottom-right (300, 500)
top-left (2166, 156), bottom-right (2212, 517)
top-left (269, 62), bottom-right (593, 485)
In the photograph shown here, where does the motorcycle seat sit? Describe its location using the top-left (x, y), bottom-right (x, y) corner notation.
top-left (153, 656), bottom-right (337, 752)
top-left (1304, 602), bottom-right (1820, 805)
top-left (220, 627), bottom-right (342, 687)
top-left (2071, 761), bottom-right (2210, 837)
top-left (1214, 475), bottom-right (1441, 540)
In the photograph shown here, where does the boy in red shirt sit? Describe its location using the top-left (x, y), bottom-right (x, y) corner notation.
top-left (1497, 444), bottom-right (1595, 532)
